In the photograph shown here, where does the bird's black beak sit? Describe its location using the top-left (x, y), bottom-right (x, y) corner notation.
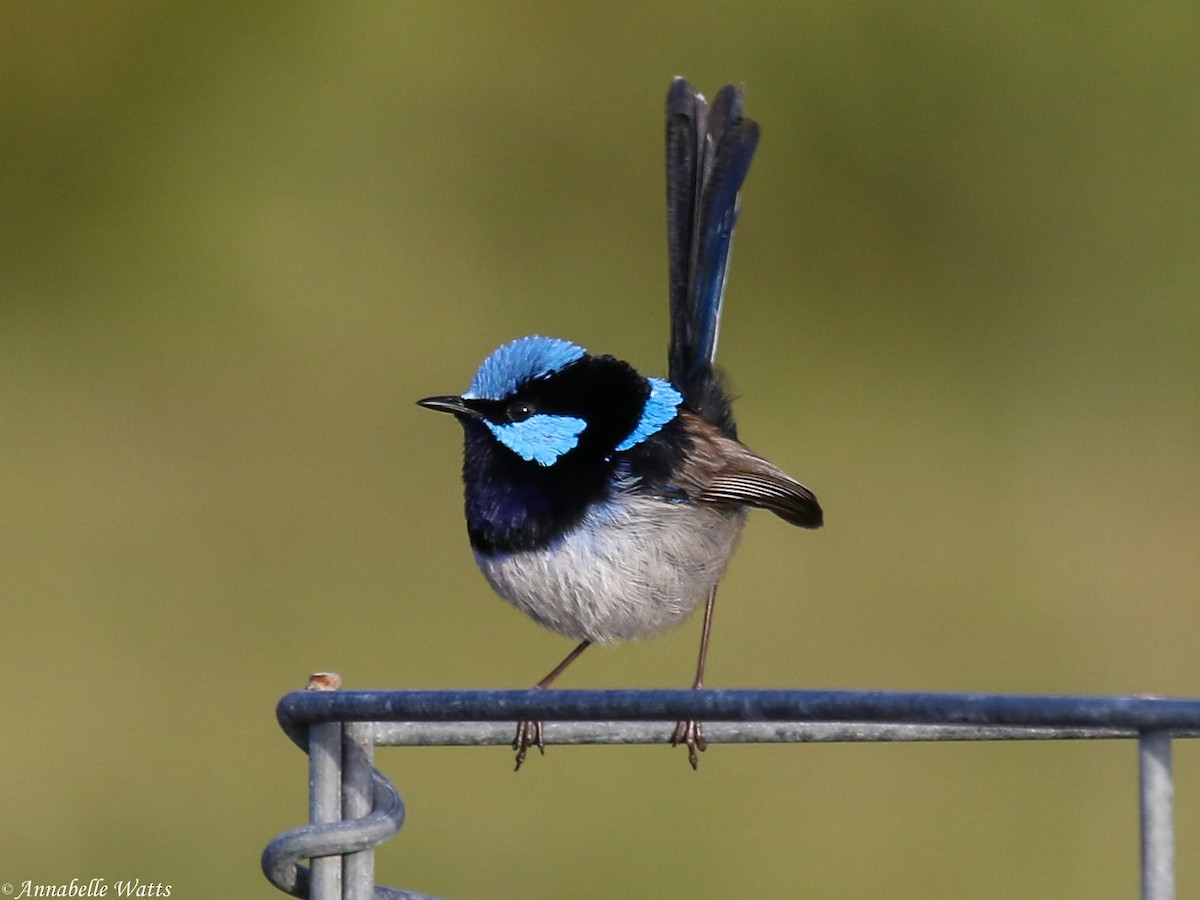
top-left (416, 395), bottom-right (478, 418)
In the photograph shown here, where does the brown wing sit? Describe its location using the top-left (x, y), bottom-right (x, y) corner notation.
top-left (700, 469), bottom-right (822, 527)
top-left (674, 412), bottom-right (823, 528)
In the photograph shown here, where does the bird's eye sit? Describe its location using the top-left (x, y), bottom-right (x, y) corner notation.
top-left (507, 400), bottom-right (535, 422)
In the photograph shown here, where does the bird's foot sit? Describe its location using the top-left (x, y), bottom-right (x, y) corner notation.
top-left (670, 719), bottom-right (707, 769)
top-left (512, 720), bottom-right (545, 770)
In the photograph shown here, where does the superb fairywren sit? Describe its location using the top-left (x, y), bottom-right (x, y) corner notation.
top-left (419, 78), bottom-right (822, 768)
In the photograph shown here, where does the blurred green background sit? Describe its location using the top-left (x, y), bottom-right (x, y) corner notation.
top-left (3, 3), bottom-right (1198, 897)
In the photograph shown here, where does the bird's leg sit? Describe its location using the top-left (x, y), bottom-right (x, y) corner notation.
top-left (671, 585), bottom-right (718, 768)
top-left (513, 638), bottom-right (592, 770)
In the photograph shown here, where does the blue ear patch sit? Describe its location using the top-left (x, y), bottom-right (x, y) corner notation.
top-left (614, 378), bottom-right (682, 451)
top-left (465, 336), bottom-right (586, 401)
top-left (485, 414), bottom-right (588, 466)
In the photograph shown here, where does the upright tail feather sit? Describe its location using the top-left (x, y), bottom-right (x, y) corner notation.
top-left (665, 78), bottom-right (760, 434)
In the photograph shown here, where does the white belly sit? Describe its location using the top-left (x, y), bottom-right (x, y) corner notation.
top-left (475, 495), bottom-right (746, 643)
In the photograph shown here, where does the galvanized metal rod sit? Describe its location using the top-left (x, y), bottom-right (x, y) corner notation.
top-left (343, 721), bottom-right (375, 900)
top-left (1139, 731), bottom-right (1174, 900)
top-left (309, 721), bottom-right (343, 900)
top-left (261, 769), bottom-right (422, 900)
top-left (371, 720), bottom-right (1137, 746)
top-left (277, 688), bottom-right (1200, 735)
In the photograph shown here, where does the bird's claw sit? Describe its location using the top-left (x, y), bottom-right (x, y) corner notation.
top-left (512, 720), bottom-right (545, 770)
top-left (670, 719), bottom-right (707, 769)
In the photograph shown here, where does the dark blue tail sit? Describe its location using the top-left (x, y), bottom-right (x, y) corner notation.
top-left (665, 78), bottom-right (760, 434)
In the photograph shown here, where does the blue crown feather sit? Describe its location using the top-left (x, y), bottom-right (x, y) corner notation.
top-left (465, 336), bottom-right (586, 400)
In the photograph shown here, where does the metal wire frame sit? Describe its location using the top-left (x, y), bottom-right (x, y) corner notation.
top-left (262, 682), bottom-right (1200, 900)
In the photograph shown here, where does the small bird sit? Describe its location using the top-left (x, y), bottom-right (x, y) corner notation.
top-left (419, 78), bottom-right (822, 769)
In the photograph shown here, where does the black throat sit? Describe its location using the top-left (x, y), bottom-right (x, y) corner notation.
top-left (461, 418), bottom-right (613, 554)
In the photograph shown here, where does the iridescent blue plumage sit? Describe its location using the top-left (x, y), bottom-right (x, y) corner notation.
top-left (455, 334), bottom-right (686, 469)
top-left (465, 336), bottom-right (585, 401)
top-left (483, 413), bottom-right (588, 466)
top-left (613, 378), bottom-right (682, 452)
top-left (417, 78), bottom-right (822, 769)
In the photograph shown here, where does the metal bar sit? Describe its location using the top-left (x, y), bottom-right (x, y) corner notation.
top-left (342, 721), bottom-right (375, 900)
top-left (370, 720), bottom-right (1139, 746)
top-left (1140, 731), bottom-right (1175, 900)
top-left (308, 720), bottom-right (343, 900)
top-left (278, 688), bottom-right (1200, 734)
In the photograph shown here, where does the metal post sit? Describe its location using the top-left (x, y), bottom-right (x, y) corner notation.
top-left (343, 721), bottom-right (375, 900)
top-left (309, 720), bottom-right (343, 900)
top-left (1139, 731), bottom-right (1174, 900)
